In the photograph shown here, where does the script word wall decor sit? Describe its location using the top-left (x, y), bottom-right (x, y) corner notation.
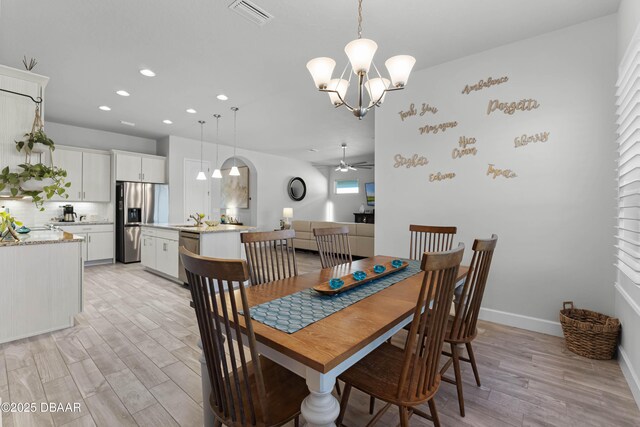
top-left (398, 102), bottom-right (438, 121)
top-left (487, 164), bottom-right (517, 179)
top-left (394, 154), bottom-right (429, 168)
top-left (514, 131), bottom-right (550, 148)
top-left (487, 98), bottom-right (540, 115)
top-left (429, 172), bottom-right (456, 182)
top-left (419, 120), bottom-right (458, 135)
top-left (452, 136), bottom-right (478, 159)
top-left (461, 76), bottom-right (509, 94)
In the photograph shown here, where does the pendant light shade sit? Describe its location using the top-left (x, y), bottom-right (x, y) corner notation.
top-left (306, 57), bottom-right (336, 89)
top-left (385, 55), bottom-right (416, 87)
top-left (344, 38), bottom-right (377, 74)
top-left (197, 120), bottom-right (207, 180)
top-left (365, 77), bottom-right (390, 105)
top-left (212, 114), bottom-right (222, 179)
top-left (327, 78), bottom-right (349, 106)
top-left (229, 166), bottom-right (240, 176)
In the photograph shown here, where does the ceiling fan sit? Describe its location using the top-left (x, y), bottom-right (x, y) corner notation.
top-left (334, 143), bottom-right (374, 172)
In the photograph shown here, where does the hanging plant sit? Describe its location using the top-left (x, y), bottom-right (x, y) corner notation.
top-left (0, 105), bottom-right (70, 210)
top-left (0, 210), bottom-right (22, 242)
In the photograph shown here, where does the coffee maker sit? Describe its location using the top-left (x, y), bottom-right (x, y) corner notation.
top-left (62, 205), bottom-right (77, 222)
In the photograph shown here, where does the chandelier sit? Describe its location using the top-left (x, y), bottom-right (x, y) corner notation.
top-left (306, 0), bottom-right (415, 120)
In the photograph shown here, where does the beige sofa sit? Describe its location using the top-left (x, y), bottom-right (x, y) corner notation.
top-left (292, 220), bottom-right (374, 258)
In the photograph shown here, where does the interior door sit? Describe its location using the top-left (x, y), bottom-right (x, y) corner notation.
top-left (82, 152), bottom-right (111, 202)
top-left (54, 148), bottom-right (83, 201)
top-left (183, 158), bottom-right (211, 221)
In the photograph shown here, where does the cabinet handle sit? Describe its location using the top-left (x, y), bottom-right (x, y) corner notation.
top-left (143, 173), bottom-right (145, 180)
top-left (78, 191), bottom-right (81, 199)
top-left (83, 192), bottom-right (85, 199)
top-left (88, 235), bottom-right (91, 243)
top-left (163, 242), bottom-right (167, 251)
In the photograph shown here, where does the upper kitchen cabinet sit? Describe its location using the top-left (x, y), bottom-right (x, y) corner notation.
top-left (114, 151), bottom-right (166, 183)
top-left (54, 146), bottom-right (111, 202)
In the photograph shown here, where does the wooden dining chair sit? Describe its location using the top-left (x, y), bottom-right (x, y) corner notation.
top-left (336, 245), bottom-right (464, 427)
top-left (241, 229), bottom-right (298, 285)
top-left (409, 225), bottom-right (457, 260)
top-left (313, 226), bottom-right (353, 268)
top-left (180, 247), bottom-right (307, 427)
top-left (440, 234), bottom-right (498, 417)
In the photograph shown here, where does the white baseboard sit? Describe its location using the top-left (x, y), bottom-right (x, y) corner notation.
top-left (619, 346), bottom-right (640, 409)
top-left (479, 307), bottom-right (563, 337)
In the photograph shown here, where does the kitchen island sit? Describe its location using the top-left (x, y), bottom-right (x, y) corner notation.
top-left (0, 230), bottom-right (84, 344)
top-left (141, 223), bottom-right (256, 283)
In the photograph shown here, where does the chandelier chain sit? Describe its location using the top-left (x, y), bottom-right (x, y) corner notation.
top-left (357, 0), bottom-right (363, 38)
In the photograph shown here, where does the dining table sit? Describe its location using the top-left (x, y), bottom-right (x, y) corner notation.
top-left (197, 255), bottom-right (469, 427)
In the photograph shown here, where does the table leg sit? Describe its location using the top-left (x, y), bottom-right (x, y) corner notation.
top-left (198, 339), bottom-right (215, 427)
top-left (301, 368), bottom-right (340, 427)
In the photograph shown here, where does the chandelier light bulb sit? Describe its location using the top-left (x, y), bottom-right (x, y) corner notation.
top-left (211, 169), bottom-right (222, 179)
top-left (306, 57), bottom-right (336, 89)
top-left (344, 38), bottom-right (378, 74)
top-left (327, 79), bottom-right (349, 106)
top-left (385, 55), bottom-right (416, 87)
top-left (365, 77), bottom-right (390, 105)
top-left (229, 166), bottom-right (240, 176)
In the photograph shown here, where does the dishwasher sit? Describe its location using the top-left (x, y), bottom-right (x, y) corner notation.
top-left (178, 230), bottom-right (200, 285)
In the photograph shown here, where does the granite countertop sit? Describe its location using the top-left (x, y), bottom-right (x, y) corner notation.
top-left (142, 223), bottom-right (256, 234)
top-left (50, 221), bottom-right (114, 226)
top-left (0, 230), bottom-right (84, 247)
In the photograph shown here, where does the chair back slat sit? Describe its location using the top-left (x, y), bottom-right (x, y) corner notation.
top-left (313, 226), bottom-right (353, 268)
top-left (180, 248), bottom-right (268, 426)
top-left (398, 245), bottom-right (464, 401)
top-left (449, 235), bottom-right (498, 342)
top-left (409, 224), bottom-right (457, 260)
top-left (241, 229), bottom-right (298, 285)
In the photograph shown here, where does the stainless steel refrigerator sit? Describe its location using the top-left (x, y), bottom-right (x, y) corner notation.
top-left (116, 181), bottom-right (169, 263)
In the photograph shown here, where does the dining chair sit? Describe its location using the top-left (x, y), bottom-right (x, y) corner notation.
top-left (336, 245), bottom-right (464, 427)
top-left (313, 226), bottom-right (353, 268)
top-left (440, 234), bottom-right (498, 417)
top-left (241, 229), bottom-right (298, 285)
top-left (180, 247), bottom-right (307, 427)
top-left (409, 225), bottom-right (457, 260)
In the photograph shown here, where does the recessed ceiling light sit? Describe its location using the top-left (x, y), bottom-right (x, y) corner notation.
top-left (98, 105), bottom-right (111, 111)
top-left (116, 90), bottom-right (130, 97)
top-left (217, 94), bottom-right (228, 101)
top-left (186, 108), bottom-right (197, 114)
top-left (308, 148), bottom-right (319, 152)
top-left (162, 119), bottom-right (173, 124)
top-left (139, 69), bottom-right (156, 77)
top-left (120, 120), bottom-right (135, 126)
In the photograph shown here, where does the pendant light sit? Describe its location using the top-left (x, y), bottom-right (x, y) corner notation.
top-left (211, 114), bottom-right (223, 179)
top-left (196, 120), bottom-right (207, 181)
top-left (229, 107), bottom-right (240, 176)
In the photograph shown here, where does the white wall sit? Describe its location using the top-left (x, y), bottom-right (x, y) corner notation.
top-left (375, 16), bottom-right (617, 336)
top-left (327, 166), bottom-right (375, 222)
top-left (616, 0), bottom-right (640, 407)
top-left (164, 135), bottom-right (329, 229)
top-left (45, 122), bottom-right (157, 154)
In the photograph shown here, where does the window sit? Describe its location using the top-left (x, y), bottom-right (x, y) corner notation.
top-left (335, 179), bottom-right (359, 194)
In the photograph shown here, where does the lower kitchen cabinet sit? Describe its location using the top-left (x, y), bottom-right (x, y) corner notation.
top-left (141, 227), bottom-right (179, 281)
top-left (58, 224), bottom-right (114, 264)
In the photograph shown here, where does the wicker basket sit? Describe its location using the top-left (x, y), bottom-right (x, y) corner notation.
top-left (559, 301), bottom-right (620, 360)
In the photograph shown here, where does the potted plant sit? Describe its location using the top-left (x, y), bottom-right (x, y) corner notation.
top-left (0, 210), bottom-right (22, 242)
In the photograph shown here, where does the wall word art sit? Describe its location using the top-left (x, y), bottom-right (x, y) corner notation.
top-left (419, 121), bottom-right (458, 135)
top-left (487, 164), bottom-right (517, 179)
top-left (398, 103), bottom-right (438, 121)
top-left (461, 76), bottom-right (509, 94)
top-left (430, 172), bottom-right (456, 182)
top-left (452, 136), bottom-right (478, 159)
top-left (394, 154), bottom-right (429, 168)
top-left (487, 98), bottom-right (540, 116)
top-left (514, 131), bottom-right (550, 148)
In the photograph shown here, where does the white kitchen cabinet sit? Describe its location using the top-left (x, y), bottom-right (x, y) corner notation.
top-left (140, 226), bottom-right (179, 281)
top-left (141, 233), bottom-right (156, 270)
top-left (115, 152), bottom-right (166, 183)
top-left (82, 152), bottom-right (111, 201)
top-left (87, 231), bottom-right (114, 261)
top-left (54, 147), bottom-right (111, 202)
top-left (142, 157), bottom-right (166, 183)
top-left (156, 238), bottom-right (179, 278)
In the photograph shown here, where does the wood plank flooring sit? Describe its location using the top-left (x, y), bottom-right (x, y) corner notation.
top-left (0, 250), bottom-right (638, 426)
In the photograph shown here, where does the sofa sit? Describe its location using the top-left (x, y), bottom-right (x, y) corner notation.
top-left (292, 220), bottom-right (374, 258)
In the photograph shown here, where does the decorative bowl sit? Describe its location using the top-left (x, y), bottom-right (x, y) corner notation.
top-left (329, 278), bottom-right (345, 289)
top-left (16, 226), bottom-right (31, 234)
top-left (391, 259), bottom-right (403, 268)
top-left (352, 271), bottom-right (367, 281)
top-left (205, 220), bottom-right (220, 227)
top-left (373, 264), bottom-right (386, 274)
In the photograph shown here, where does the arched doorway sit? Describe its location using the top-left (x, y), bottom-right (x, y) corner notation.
top-left (215, 156), bottom-right (258, 226)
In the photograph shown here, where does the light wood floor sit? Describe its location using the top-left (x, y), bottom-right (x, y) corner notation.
top-left (0, 250), bottom-right (638, 427)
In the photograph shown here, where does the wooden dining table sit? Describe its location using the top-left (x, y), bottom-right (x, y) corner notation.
top-left (198, 255), bottom-right (469, 427)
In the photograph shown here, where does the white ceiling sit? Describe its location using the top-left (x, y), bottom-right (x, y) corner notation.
top-left (0, 0), bottom-right (620, 163)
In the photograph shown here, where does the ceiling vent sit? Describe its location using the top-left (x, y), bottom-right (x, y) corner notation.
top-left (228, 0), bottom-right (273, 26)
